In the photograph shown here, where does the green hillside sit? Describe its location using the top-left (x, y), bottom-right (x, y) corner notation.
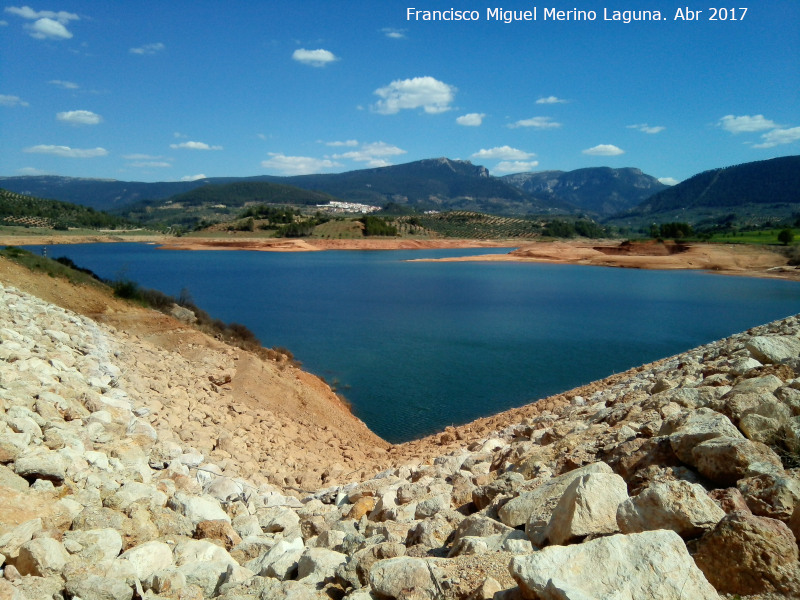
top-left (0, 188), bottom-right (130, 230)
top-left (117, 181), bottom-right (342, 229)
top-left (606, 156), bottom-right (800, 231)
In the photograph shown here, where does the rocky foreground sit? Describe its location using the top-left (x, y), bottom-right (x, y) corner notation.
top-left (2, 277), bottom-right (800, 600)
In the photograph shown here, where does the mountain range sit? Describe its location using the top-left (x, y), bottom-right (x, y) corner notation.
top-left (1, 155), bottom-right (797, 228)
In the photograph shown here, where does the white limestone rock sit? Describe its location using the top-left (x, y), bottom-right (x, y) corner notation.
top-left (168, 490), bottom-right (230, 525)
top-left (116, 540), bottom-right (173, 581)
top-left (370, 556), bottom-right (443, 600)
top-left (510, 530), bottom-right (720, 600)
top-left (746, 336), bottom-right (800, 364)
top-left (617, 480), bottom-right (725, 538)
top-left (542, 472), bottom-right (629, 546)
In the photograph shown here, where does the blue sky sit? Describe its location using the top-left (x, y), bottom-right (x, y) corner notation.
top-left (1, 1), bottom-right (798, 185)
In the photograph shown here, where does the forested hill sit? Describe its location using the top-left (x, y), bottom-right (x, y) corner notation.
top-left (260, 157), bottom-right (565, 214)
top-left (501, 167), bottom-right (668, 216)
top-left (138, 181), bottom-right (341, 209)
top-left (627, 155), bottom-right (800, 215)
top-left (0, 188), bottom-right (129, 229)
top-left (0, 176), bottom-right (209, 211)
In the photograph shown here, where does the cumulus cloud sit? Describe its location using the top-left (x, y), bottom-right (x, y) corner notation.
top-left (582, 144), bottom-right (625, 156)
top-left (28, 17), bottom-right (72, 39)
top-left (130, 161), bottom-right (171, 168)
top-left (331, 141), bottom-right (406, 166)
top-left (49, 79), bottom-right (79, 89)
top-left (753, 126), bottom-right (800, 149)
top-left (123, 154), bottom-right (172, 168)
top-left (628, 123), bottom-right (665, 134)
top-left (372, 76), bottom-right (456, 115)
top-left (292, 48), bottom-right (338, 67)
top-left (719, 114), bottom-right (778, 134)
top-left (123, 153), bottom-right (166, 160)
top-left (5, 6), bottom-right (78, 21)
top-left (536, 96), bottom-right (567, 104)
top-left (324, 139), bottom-right (359, 147)
top-left (658, 177), bottom-right (679, 186)
top-left (494, 160), bottom-right (540, 173)
top-left (0, 94), bottom-right (29, 107)
top-left (17, 167), bottom-right (48, 175)
top-left (5, 6), bottom-right (79, 39)
top-left (24, 144), bottom-right (108, 158)
top-left (508, 116), bottom-right (561, 129)
top-left (130, 42), bottom-right (165, 55)
top-left (456, 113), bottom-right (485, 126)
top-left (180, 174), bottom-right (207, 181)
top-left (170, 141), bottom-right (222, 150)
top-left (261, 153), bottom-right (341, 175)
top-left (471, 146), bottom-right (535, 160)
top-left (382, 28), bottom-right (407, 39)
top-left (57, 109), bottom-right (102, 125)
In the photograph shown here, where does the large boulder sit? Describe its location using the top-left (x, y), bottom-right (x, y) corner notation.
top-left (617, 480), bottom-right (725, 538)
top-left (369, 556), bottom-right (443, 600)
top-left (496, 462), bottom-right (612, 531)
top-left (746, 336), bottom-right (800, 364)
top-left (14, 537), bottom-right (69, 577)
top-left (168, 491), bottom-right (230, 525)
top-left (510, 530), bottom-right (719, 600)
top-left (116, 540), bottom-right (173, 581)
top-left (691, 437), bottom-right (784, 486)
top-left (542, 472), bottom-right (629, 546)
top-left (692, 510), bottom-right (800, 596)
top-left (660, 408), bottom-right (742, 464)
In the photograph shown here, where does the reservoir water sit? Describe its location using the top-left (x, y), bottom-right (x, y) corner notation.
top-left (23, 243), bottom-right (800, 442)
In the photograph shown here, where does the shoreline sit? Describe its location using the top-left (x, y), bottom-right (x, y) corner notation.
top-left (2, 232), bottom-right (797, 281)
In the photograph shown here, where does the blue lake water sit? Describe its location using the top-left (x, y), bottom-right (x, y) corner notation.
top-left (21, 242), bottom-right (800, 442)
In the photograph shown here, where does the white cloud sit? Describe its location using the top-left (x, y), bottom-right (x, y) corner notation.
top-left (5, 6), bottom-right (78, 39)
top-left (49, 79), bottom-right (79, 89)
top-left (180, 174), bottom-right (207, 181)
top-left (332, 141), bottom-right (406, 166)
top-left (494, 160), bottom-right (540, 173)
top-left (382, 28), bottom-right (406, 39)
top-left (17, 167), bottom-right (47, 175)
top-left (170, 141), bottom-right (222, 150)
top-left (5, 6), bottom-right (78, 22)
top-left (471, 146), bottom-right (535, 160)
top-left (719, 114), bottom-right (778, 134)
top-left (0, 94), bottom-right (29, 107)
top-left (24, 144), bottom-right (108, 158)
top-left (130, 161), bottom-right (172, 168)
top-left (57, 109), bottom-right (102, 125)
top-left (582, 144), bottom-right (625, 156)
top-left (536, 96), bottom-right (567, 104)
top-left (628, 123), bottom-right (665, 134)
top-left (28, 17), bottom-right (71, 39)
top-left (456, 113), bottom-right (485, 126)
top-left (0, 20), bottom-right (7, 26)
top-left (292, 48), bottom-right (338, 67)
top-left (261, 153), bottom-right (341, 175)
top-left (372, 76), bottom-right (456, 115)
top-left (658, 177), bottom-right (679, 186)
top-left (508, 116), bottom-right (561, 129)
top-left (324, 139), bottom-right (359, 147)
top-left (130, 42), bottom-right (165, 55)
top-left (173, 131), bottom-right (188, 138)
top-left (123, 153), bottom-right (167, 160)
top-left (753, 126), bottom-right (800, 148)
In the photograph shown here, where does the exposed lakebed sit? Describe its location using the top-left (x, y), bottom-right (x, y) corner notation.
top-left (24, 242), bottom-right (800, 442)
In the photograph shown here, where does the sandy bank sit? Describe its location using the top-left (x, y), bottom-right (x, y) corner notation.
top-left (412, 239), bottom-right (800, 281)
top-left (1, 232), bottom-right (795, 281)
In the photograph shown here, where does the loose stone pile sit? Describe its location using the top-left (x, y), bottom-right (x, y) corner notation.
top-left (1, 279), bottom-right (800, 599)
